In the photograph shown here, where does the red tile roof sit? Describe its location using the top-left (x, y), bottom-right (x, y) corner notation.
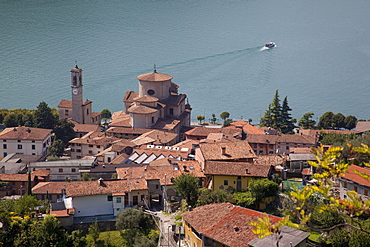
top-left (137, 72), bottom-right (173, 82)
top-left (58, 99), bottom-right (92, 108)
top-left (0, 126), bottom-right (52, 140)
top-left (245, 134), bottom-right (315, 145)
top-left (205, 161), bottom-right (272, 177)
top-left (341, 165), bottom-right (370, 187)
top-left (253, 154), bottom-right (287, 166)
top-left (185, 127), bottom-right (242, 139)
top-left (199, 140), bottom-right (256, 161)
top-left (182, 203), bottom-right (281, 247)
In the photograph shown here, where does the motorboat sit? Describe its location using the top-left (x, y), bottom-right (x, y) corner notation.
top-left (265, 42), bottom-right (276, 48)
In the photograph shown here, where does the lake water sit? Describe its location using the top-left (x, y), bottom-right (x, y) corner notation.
top-left (1, 0), bottom-right (369, 123)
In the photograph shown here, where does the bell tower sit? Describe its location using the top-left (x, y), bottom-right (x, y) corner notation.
top-left (71, 65), bottom-right (83, 124)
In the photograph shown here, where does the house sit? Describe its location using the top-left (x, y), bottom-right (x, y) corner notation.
top-left (106, 126), bottom-right (152, 139)
top-left (203, 161), bottom-right (274, 192)
top-left (0, 153), bottom-right (42, 174)
top-left (33, 178), bottom-right (149, 219)
top-left (195, 140), bottom-right (256, 170)
top-left (72, 122), bottom-right (100, 138)
top-left (69, 131), bottom-right (121, 159)
top-left (58, 65), bottom-right (101, 125)
top-left (185, 126), bottom-right (243, 141)
top-left (29, 157), bottom-right (96, 181)
top-left (355, 121), bottom-right (370, 133)
top-left (182, 202), bottom-right (282, 247)
top-left (245, 134), bottom-right (316, 155)
top-left (0, 170), bottom-right (50, 196)
top-left (339, 164), bottom-right (370, 199)
top-left (229, 120), bottom-right (265, 135)
top-left (114, 69), bottom-right (191, 136)
top-left (0, 126), bottom-right (53, 159)
top-left (116, 159), bottom-right (204, 211)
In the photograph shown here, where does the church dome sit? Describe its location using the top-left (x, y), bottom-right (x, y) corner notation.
top-left (137, 72), bottom-right (173, 82)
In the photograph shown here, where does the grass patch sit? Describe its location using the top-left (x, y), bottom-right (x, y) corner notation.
top-left (86, 230), bottom-right (125, 247)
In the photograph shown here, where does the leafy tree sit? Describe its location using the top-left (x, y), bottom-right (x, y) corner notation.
top-left (88, 220), bottom-right (100, 245)
top-left (80, 173), bottom-right (92, 181)
top-left (100, 109), bottom-right (112, 119)
top-left (320, 132), bottom-right (356, 145)
top-left (344, 115), bottom-right (357, 130)
top-left (197, 188), bottom-right (231, 206)
top-left (14, 195), bottom-right (41, 216)
top-left (318, 111), bottom-right (334, 129)
top-left (33, 215), bottom-right (67, 247)
top-left (249, 178), bottom-right (278, 201)
top-left (233, 191), bottom-right (256, 207)
top-left (34, 101), bottom-right (58, 129)
top-left (53, 118), bottom-right (75, 145)
top-left (67, 229), bottom-right (87, 247)
top-left (298, 112), bottom-right (316, 129)
top-left (173, 173), bottom-right (199, 208)
top-left (196, 115), bottom-right (205, 124)
top-left (48, 139), bottom-right (66, 157)
top-left (3, 113), bottom-right (18, 127)
top-left (333, 113), bottom-right (345, 129)
top-left (209, 114), bottom-right (217, 124)
top-left (220, 112), bottom-right (230, 121)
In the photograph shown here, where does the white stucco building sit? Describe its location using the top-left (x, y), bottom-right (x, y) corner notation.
top-left (0, 126), bottom-right (53, 159)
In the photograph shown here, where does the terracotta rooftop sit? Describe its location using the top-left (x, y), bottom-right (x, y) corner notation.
top-left (133, 95), bottom-right (158, 103)
top-left (123, 91), bottom-right (140, 103)
top-left (199, 140), bottom-right (256, 161)
top-left (341, 164), bottom-right (370, 187)
top-left (355, 121), bottom-right (370, 132)
top-left (128, 105), bottom-right (158, 114)
top-left (0, 173), bottom-right (34, 182)
top-left (109, 110), bottom-right (131, 127)
top-left (150, 118), bottom-right (181, 131)
top-left (73, 122), bottom-right (100, 133)
top-left (106, 127), bottom-right (152, 136)
top-left (253, 154), bottom-right (287, 166)
top-left (245, 134), bottom-right (316, 145)
top-left (132, 130), bottom-right (178, 146)
top-left (0, 126), bottom-right (52, 140)
top-left (230, 120), bottom-right (265, 135)
top-left (58, 99), bottom-right (92, 108)
top-left (182, 203), bottom-right (281, 247)
top-left (185, 127), bottom-right (242, 139)
top-left (205, 161), bottom-right (272, 177)
top-left (137, 72), bottom-right (173, 82)
top-left (33, 179), bottom-right (147, 197)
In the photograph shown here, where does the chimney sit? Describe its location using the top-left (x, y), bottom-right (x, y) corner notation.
top-left (27, 128), bottom-right (31, 133)
top-left (221, 147), bottom-right (226, 155)
top-left (98, 178), bottom-right (103, 186)
top-left (246, 168), bottom-right (249, 174)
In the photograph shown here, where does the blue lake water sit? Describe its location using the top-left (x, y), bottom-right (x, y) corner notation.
top-left (0, 0), bottom-right (369, 123)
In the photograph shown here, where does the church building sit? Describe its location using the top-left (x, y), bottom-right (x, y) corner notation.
top-left (120, 69), bottom-right (192, 135)
top-left (58, 65), bottom-right (101, 124)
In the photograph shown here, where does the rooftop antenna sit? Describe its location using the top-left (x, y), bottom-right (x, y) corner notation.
top-left (75, 60), bottom-right (78, 69)
top-left (154, 63), bottom-right (157, 73)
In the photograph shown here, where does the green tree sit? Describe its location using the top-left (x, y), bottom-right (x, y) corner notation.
top-left (53, 118), bottom-right (75, 145)
top-left (173, 173), bottom-right (199, 208)
top-left (280, 96), bottom-right (296, 133)
top-left (3, 113), bottom-right (18, 127)
top-left (270, 90), bottom-right (283, 130)
top-left (333, 113), bottom-right (345, 129)
top-left (260, 104), bottom-right (273, 126)
top-left (220, 112), bottom-right (230, 121)
top-left (33, 215), bottom-right (67, 247)
top-left (318, 111), bottom-right (334, 129)
top-left (196, 115), bottom-right (205, 124)
top-left (298, 112), bottom-right (316, 129)
top-left (67, 229), bottom-right (87, 247)
top-left (88, 220), bottom-right (100, 245)
top-left (100, 109), bottom-right (112, 119)
top-left (14, 195), bottom-right (41, 216)
top-left (209, 114), bottom-right (217, 124)
top-left (34, 101), bottom-right (58, 129)
top-left (80, 173), bottom-right (92, 181)
top-left (48, 139), bottom-right (66, 157)
top-left (196, 188), bottom-right (231, 206)
top-left (344, 115), bottom-right (357, 130)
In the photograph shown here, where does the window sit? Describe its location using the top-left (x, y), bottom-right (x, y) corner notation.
top-left (152, 117), bottom-right (154, 123)
top-left (32, 140), bottom-right (35, 143)
top-left (286, 146), bottom-right (289, 150)
top-left (141, 195), bottom-right (144, 201)
top-left (18, 144), bottom-right (22, 149)
top-left (344, 182), bottom-right (347, 188)
top-left (3, 153), bottom-right (7, 157)
top-left (76, 149), bottom-right (81, 153)
top-left (107, 157), bottom-right (111, 163)
top-left (97, 145), bottom-right (100, 148)
top-left (224, 180), bottom-right (228, 186)
top-left (269, 144), bottom-right (273, 149)
top-left (71, 168), bottom-right (76, 172)
top-left (260, 144), bottom-right (263, 148)
top-left (107, 196), bottom-right (113, 201)
top-left (59, 168), bottom-right (63, 173)
top-left (32, 153), bottom-right (35, 155)
top-left (147, 89), bottom-right (155, 95)
top-left (156, 185), bottom-right (159, 189)
top-left (254, 144), bottom-right (257, 148)
top-left (3, 140), bottom-right (6, 142)
top-left (354, 186), bottom-right (358, 192)
top-left (116, 197), bottom-right (122, 203)
top-left (65, 109), bottom-right (69, 116)
top-left (32, 145), bottom-right (35, 150)
top-left (88, 150), bottom-right (93, 154)
top-left (365, 190), bottom-right (368, 196)
top-left (169, 108), bottom-right (174, 116)
top-left (89, 144), bottom-right (93, 148)
top-left (3, 144), bottom-right (6, 149)
top-left (87, 109), bottom-right (89, 115)
top-left (18, 140), bottom-right (21, 142)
